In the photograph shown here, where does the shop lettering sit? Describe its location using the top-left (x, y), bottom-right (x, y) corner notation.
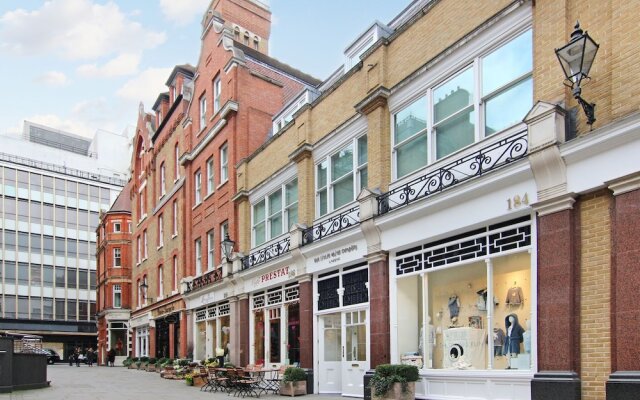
top-left (153, 304), bottom-right (175, 317)
top-left (260, 266), bottom-right (290, 283)
top-left (313, 244), bottom-right (358, 264)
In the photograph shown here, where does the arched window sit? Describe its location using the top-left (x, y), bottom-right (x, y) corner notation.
top-left (135, 137), bottom-right (145, 180)
top-left (244, 31), bottom-right (250, 46)
top-left (253, 36), bottom-right (259, 50)
top-left (234, 27), bottom-right (240, 41)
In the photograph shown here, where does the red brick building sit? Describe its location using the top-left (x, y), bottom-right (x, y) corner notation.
top-left (96, 182), bottom-right (133, 365)
top-left (179, 0), bottom-right (320, 365)
top-left (129, 65), bottom-right (195, 359)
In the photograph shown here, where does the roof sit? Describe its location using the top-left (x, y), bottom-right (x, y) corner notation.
top-left (165, 64), bottom-right (196, 86)
top-left (152, 92), bottom-right (170, 111)
top-left (234, 42), bottom-right (322, 87)
top-left (107, 180), bottom-right (132, 214)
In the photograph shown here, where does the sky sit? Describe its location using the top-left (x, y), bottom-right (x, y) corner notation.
top-left (0, 0), bottom-right (406, 140)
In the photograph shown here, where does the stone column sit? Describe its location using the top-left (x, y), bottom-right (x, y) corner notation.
top-left (298, 274), bottom-right (314, 368)
top-left (229, 296), bottom-right (241, 366)
top-left (607, 173), bottom-right (640, 399)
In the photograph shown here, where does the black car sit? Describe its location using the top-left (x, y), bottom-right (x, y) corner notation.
top-left (43, 348), bottom-right (61, 364)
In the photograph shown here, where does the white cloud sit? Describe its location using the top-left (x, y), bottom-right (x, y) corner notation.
top-left (159, 0), bottom-right (210, 25)
top-left (77, 53), bottom-right (141, 78)
top-left (34, 71), bottom-right (69, 87)
top-left (116, 67), bottom-right (173, 109)
top-left (0, 0), bottom-right (165, 60)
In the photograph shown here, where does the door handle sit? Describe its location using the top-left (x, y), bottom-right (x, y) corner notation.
top-left (342, 346), bottom-right (345, 358)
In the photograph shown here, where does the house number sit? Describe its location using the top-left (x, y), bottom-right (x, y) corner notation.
top-left (507, 193), bottom-right (529, 210)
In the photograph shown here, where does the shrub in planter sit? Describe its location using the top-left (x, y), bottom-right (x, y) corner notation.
top-left (135, 361), bottom-right (142, 369)
top-left (122, 357), bottom-right (132, 367)
top-left (280, 367), bottom-right (307, 397)
top-left (184, 373), bottom-right (194, 386)
top-left (369, 364), bottom-right (419, 400)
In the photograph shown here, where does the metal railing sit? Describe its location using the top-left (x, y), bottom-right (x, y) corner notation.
top-left (302, 205), bottom-right (360, 246)
top-left (377, 130), bottom-right (528, 215)
top-left (185, 268), bottom-right (223, 293)
top-left (241, 236), bottom-right (291, 270)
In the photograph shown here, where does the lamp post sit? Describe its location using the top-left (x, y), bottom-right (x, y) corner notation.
top-left (555, 21), bottom-right (599, 126)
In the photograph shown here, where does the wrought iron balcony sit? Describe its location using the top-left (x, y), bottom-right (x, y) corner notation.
top-left (377, 130), bottom-right (528, 215)
top-left (241, 236), bottom-right (291, 270)
top-left (185, 268), bottom-right (223, 293)
top-left (302, 205), bottom-right (360, 246)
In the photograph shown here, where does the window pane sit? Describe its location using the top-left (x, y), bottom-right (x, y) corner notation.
top-left (359, 167), bottom-right (368, 191)
top-left (357, 136), bottom-right (368, 166)
top-left (270, 212), bottom-right (282, 238)
top-left (253, 200), bottom-right (265, 224)
top-left (483, 30), bottom-right (532, 96)
top-left (285, 180), bottom-right (298, 206)
top-left (333, 174), bottom-right (354, 209)
top-left (318, 189), bottom-right (327, 216)
top-left (485, 77), bottom-right (532, 135)
top-left (436, 109), bottom-right (475, 159)
top-left (395, 97), bottom-right (427, 143)
top-left (287, 207), bottom-right (298, 228)
top-left (255, 222), bottom-right (265, 245)
top-left (397, 133), bottom-right (428, 178)
top-left (331, 145), bottom-right (353, 181)
top-left (268, 191), bottom-right (282, 216)
top-left (317, 161), bottom-right (328, 189)
top-left (434, 68), bottom-right (474, 123)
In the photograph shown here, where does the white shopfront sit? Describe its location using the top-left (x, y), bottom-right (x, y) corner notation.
top-left (185, 287), bottom-right (229, 363)
top-left (130, 312), bottom-right (152, 357)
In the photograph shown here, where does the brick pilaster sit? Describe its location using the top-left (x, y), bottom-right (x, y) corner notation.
top-left (368, 252), bottom-right (390, 368)
top-left (298, 276), bottom-right (314, 368)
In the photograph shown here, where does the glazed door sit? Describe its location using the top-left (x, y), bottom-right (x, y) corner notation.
top-left (318, 313), bottom-right (342, 393)
top-left (342, 309), bottom-right (368, 397)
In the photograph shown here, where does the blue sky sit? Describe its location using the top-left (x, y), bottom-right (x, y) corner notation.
top-left (0, 0), bottom-right (405, 139)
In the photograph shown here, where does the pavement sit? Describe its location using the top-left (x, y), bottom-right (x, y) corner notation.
top-left (1, 364), bottom-right (348, 400)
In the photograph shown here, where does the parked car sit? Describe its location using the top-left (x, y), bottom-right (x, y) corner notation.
top-left (43, 348), bottom-right (61, 364)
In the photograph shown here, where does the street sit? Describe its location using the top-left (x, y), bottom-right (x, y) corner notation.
top-left (0, 364), bottom-right (347, 400)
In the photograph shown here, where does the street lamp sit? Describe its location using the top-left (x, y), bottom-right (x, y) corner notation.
top-left (222, 233), bottom-right (235, 260)
top-left (555, 21), bottom-right (599, 126)
top-left (139, 281), bottom-right (152, 302)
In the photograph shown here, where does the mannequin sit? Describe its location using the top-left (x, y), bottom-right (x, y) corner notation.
top-left (523, 319), bottom-right (531, 354)
top-left (503, 314), bottom-right (524, 369)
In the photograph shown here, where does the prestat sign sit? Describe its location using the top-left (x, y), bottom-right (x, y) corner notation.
top-left (252, 266), bottom-right (295, 289)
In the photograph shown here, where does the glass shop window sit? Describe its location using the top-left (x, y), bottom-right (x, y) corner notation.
top-left (254, 310), bottom-right (265, 365)
top-left (269, 308), bottom-right (281, 363)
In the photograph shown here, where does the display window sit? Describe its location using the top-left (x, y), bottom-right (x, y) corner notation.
top-left (109, 322), bottom-right (128, 357)
top-left (194, 301), bottom-right (230, 361)
top-left (394, 217), bottom-right (532, 371)
top-left (251, 282), bottom-right (300, 366)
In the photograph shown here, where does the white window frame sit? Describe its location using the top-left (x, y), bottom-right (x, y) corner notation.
top-left (206, 157), bottom-right (214, 195)
top-left (251, 179), bottom-right (298, 247)
top-left (143, 230), bottom-right (148, 260)
top-left (315, 135), bottom-right (367, 218)
top-left (160, 163), bottom-right (166, 196)
top-left (113, 222), bottom-right (121, 233)
top-left (207, 230), bottom-right (215, 271)
top-left (137, 236), bottom-right (141, 264)
top-left (172, 200), bottom-right (178, 236)
top-left (391, 27), bottom-right (532, 180)
top-left (158, 214), bottom-right (164, 247)
top-left (213, 76), bottom-right (221, 113)
top-left (199, 94), bottom-right (207, 130)
top-left (174, 143), bottom-right (180, 180)
top-left (220, 144), bottom-right (228, 183)
top-left (195, 238), bottom-right (202, 276)
top-left (194, 170), bottom-right (202, 205)
top-left (142, 276), bottom-right (148, 306)
top-left (158, 265), bottom-right (164, 299)
top-left (220, 222), bottom-right (229, 258)
top-left (113, 284), bottom-right (122, 309)
top-left (113, 248), bottom-right (122, 267)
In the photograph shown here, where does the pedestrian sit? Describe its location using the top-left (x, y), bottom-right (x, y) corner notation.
top-left (87, 347), bottom-right (94, 367)
top-left (74, 346), bottom-right (81, 367)
top-left (68, 347), bottom-right (74, 366)
top-left (107, 348), bottom-right (116, 367)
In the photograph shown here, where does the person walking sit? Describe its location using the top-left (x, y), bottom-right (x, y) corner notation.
top-left (74, 346), bottom-right (81, 367)
top-left (87, 347), bottom-right (94, 367)
top-left (107, 348), bottom-right (116, 367)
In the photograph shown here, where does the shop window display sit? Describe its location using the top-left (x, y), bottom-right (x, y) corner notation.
top-left (396, 251), bottom-right (531, 370)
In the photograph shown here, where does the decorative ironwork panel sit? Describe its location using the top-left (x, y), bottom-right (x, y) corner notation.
top-left (395, 216), bottom-right (530, 276)
top-left (267, 289), bottom-right (283, 306)
top-left (207, 306), bottom-right (217, 319)
top-left (488, 224), bottom-right (531, 254)
top-left (242, 236), bottom-right (291, 270)
top-left (343, 269), bottom-right (369, 306)
top-left (284, 286), bottom-right (299, 302)
top-left (195, 308), bottom-right (207, 322)
top-left (252, 292), bottom-right (265, 310)
top-left (302, 206), bottom-right (360, 246)
top-left (378, 130), bottom-right (528, 215)
top-left (218, 302), bottom-right (230, 316)
top-left (317, 276), bottom-right (340, 310)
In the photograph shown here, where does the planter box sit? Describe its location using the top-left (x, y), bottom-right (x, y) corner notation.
top-left (372, 382), bottom-right (415, 400)
top-left (280, 381), bottom-right (307, 397)
top-left (193, 376), bottom-right (206, 387)
top-left (127, 364), bottom-right (135, 369)
top-left (146, 365), bottom-right (156, 372)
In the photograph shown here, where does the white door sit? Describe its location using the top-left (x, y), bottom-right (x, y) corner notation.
top-left (342, 309), bottom-right (369, 397)
top-left (318, 313), bottom-right (342, 393)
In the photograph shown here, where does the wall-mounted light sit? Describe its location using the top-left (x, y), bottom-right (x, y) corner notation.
top-left (222, 233), bottom-right (235, 260)
top-left (555, 21), bottom-right (599, 126)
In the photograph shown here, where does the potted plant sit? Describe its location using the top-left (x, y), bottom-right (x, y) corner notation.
top-left (184, 373), bottom-right (194, 386)
top-left (123, 357), bottom-right (133, 368)
top-left (369, 364), bottom-right (419, 400)
top-left (280, 366), bottom-right (307, 397)
top-left (147, 357), bottom-right (157, 372)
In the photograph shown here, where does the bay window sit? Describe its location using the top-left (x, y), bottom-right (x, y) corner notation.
top-left (252, 179), bottom-right (298, 247)
top-left (316, 136), bottom-right (367, 217)
top-left (113, 284), bottom-right (121, 308)
top-left (393, 29), bottom-right (532, 179)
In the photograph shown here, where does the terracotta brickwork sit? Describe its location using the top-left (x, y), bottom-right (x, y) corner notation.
top-left (579, 191), bottom-right (612, 400)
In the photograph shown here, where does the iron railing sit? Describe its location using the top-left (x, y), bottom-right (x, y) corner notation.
top-left (241, 236), bottom-right (291, 270)
top-left (302, 205), bottom-right (360, 246)
top-left (377, 130), bottom-right (528, 215)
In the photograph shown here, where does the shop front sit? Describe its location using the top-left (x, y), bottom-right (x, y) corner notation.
top-left (193, 300), bottom-right (231, 362)
top-left (130, 312), bottom-right (151, 358)
top-left (152, 303), bottom-right (183, 359)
